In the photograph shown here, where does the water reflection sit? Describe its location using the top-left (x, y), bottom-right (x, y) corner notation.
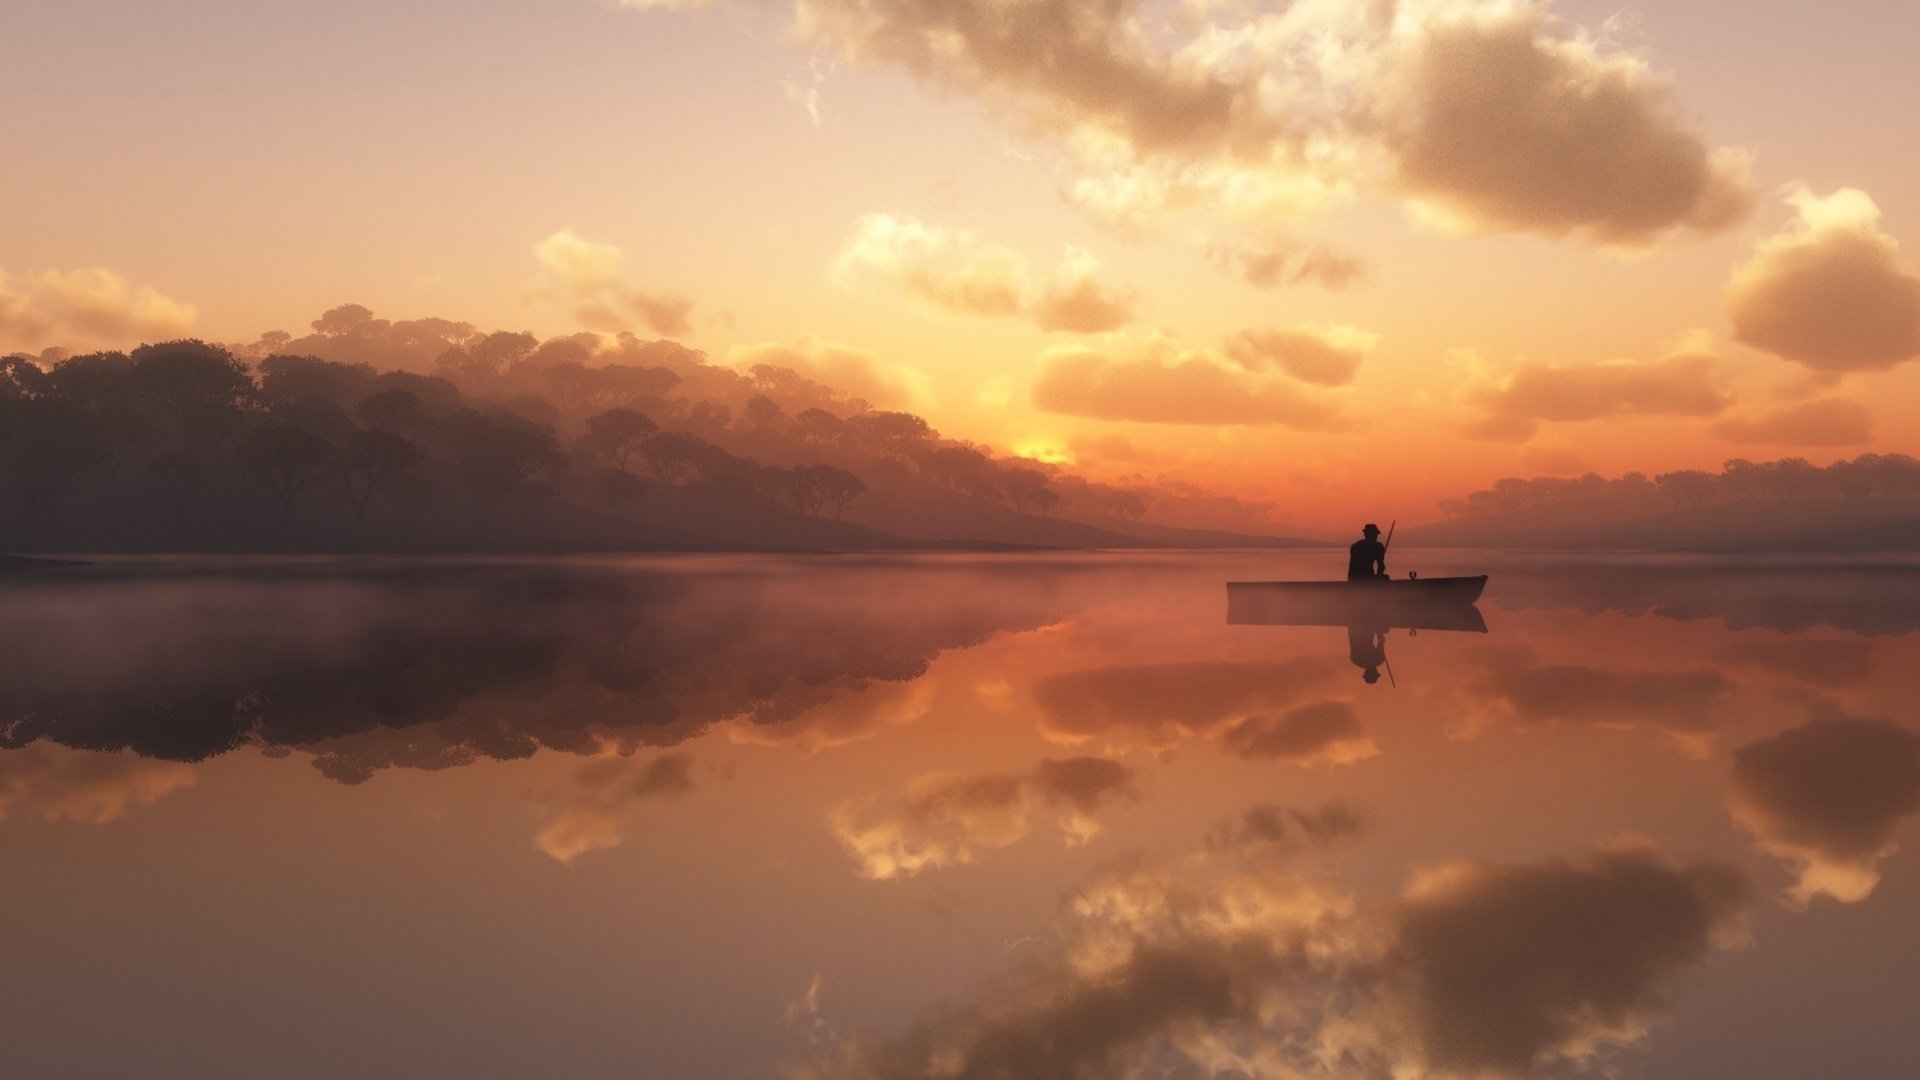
top-left (1, 552), bottom-right (1917, 1079)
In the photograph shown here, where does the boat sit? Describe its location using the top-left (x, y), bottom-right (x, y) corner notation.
top-left (1226, 575), bottom-right (1489, 629)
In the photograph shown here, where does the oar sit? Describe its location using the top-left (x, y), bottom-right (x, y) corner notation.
top-left (1382, 519), bottom-right (1396, 579)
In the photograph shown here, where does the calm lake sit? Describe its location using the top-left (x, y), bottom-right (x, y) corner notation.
top-left (4, 551), bottom-right (1918, 1079)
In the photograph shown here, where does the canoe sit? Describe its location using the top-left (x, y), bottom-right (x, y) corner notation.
top-left (1226, 575), bottom-right (1488, 604)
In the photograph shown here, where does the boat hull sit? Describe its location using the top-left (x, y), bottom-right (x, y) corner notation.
top-left (1225, 575), bottom-right (1489, 629)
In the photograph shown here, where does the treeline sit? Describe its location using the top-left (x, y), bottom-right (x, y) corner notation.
top-left (0, 306), bottom-right (1159, 550)
top-left (1439, 454), bottom-right (1920, 520)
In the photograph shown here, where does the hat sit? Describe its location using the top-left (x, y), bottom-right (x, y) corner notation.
top-left (1362, 523), bottom-right (1381, 536)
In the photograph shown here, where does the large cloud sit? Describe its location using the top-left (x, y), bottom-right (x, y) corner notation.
top-left (1452, 645), bottom-right (1731, 748)
top-left (831, 756), bottom-right (1138, 879)
top-left (1223, 325), bottom-right (1378, 386)
top-left (1726, 187), bottom-right (1920, 373)
top-left (1031, 658), bottom-right (1344, 749)
top-left (1032, 335), bottom-right (1355, 428)
top-left (728, 335), bottom-right (933, 409)
top-left (0, 745), bottom-right (196, 826)
top-left (1207, 236), bottom-right (1369, 290)
top-left (777, 0), bottom-right (1752, 246)
top-left (533, 752), bottom-right (697, 865)
top-left (534, 228), bottom-right (695, 337)
top-left (833, 214), bottom-right (1134, 332)
top-left (1727, 715), bottom-right (1920, 904)
top-left (1375, 2), bottom-right (1753, 244)
top-left (798, 836), bottom-right (1752, 1080)
top-left (1456, 348), bottom-right (1732, 441)
top-left (1218, 700), bottom-right (1381, 766)
top-left (1709, 396), bottom-right (1873, 446)
top-left (0, 265), bottom-right (196, 350)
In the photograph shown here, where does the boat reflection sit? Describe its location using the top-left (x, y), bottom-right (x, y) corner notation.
top-left (1227, 588), bottom-right (1488, 684)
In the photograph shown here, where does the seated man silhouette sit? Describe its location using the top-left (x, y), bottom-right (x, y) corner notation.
top-left (1348, 523), bottom-right (1388, 581)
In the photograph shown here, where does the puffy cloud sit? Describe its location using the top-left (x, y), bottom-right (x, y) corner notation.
top-left (778, 0), bottom-right (1751, 246)
top-left (1389, 846), bottom-right (1753, 1076)
top-left (1375, 2), bottom-right (1754, 244)
top-left (0, 265), bottom-right (196, 349)
top-left (832, 214), bottom-right (1134, 332)
top-left (1208, 800), bottom-right (1370, 853)
top-left (728, 335), bottom-right (933, 409)
top-left (831, 756), bottom-right (1138, 878)
top-left (534, 228), bottom-right (695, 337)
top-left (1453, 645), bottom-right (1731, 747)
top-left (1727, 716), bottom-right (1920, 904)
top-left (1726, 186), bottom-right (1920, 372)
top-left (1223, 324), bottom-right (1378, 386)
top-left (1710, 396), bottom-right (1873, 446)
top-left (1031, 658), bottom-right (1344, 749)
top-left (1219, 700), bottom-right (1381, 766)
top-left (533, 752), bottom-right (696, 865)
top-left (1207, 237), bottom-right (1369, 290)
top-left (0, 745), bottom-right (195, 826)
top-left (1457, 349), bottom-right (1732, 442)
top-left (1032, 335), bottom-right (1354, 428)
top-left (1030, 247), bottom-right (1136, 333)
top-left (798, 838), bottom-right (1751, 1080)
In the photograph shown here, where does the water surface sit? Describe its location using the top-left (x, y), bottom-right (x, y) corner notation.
top-left (3, 552), bottom-right (1917, 1079)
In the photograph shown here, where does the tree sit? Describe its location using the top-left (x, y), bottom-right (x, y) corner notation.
top-left (998, 466), bottom-right (1055, 514)
top-left (589, 468), bottom-right (649, 518)
top-left (237, 424), bottom-right (337, 520)
top-left (813, 465), bottom-right (867, 519)
top-left (793, 407), bottom-right (844, 445)
top-left (579, 408), bottom-right (659, 470)
top-left (0, 398), bottom-right (113, 513)
top-left (130, 340), bottom-right (255, 449)
top-left (328, 430), bottom-right (418, 520)
top-left (846, 410), bottom-right (932, 457)
top-left (441, 410), bottom-right (557, 510)
top-left (357, 388), bottom-right (430, 438)
top-left (258, 354), bottom-right (377, 409)
top-left (742, 395), bottom-right (786, 432)
top-left (638, 431), bottom-right (707, 485)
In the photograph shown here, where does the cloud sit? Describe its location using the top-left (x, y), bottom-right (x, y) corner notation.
top-left (1031, 247), bottom-right (1137, 333)
top-left (1376, 2), bottom-right (1754, 244)
top-left (831, 756), bottom-right (1138, 879)
top-left (1457, 348), bottom-right (1732, 442)
top-left (728, 335), bottom-right (933, 409)
top-left (1032, 336), bottom-right (1353, 428)
top-left (1709, 396), bottom-right (1873, 446)
top-left (534, 228), bottom-right (694, 337)
top-left (1453, 645), bottom-right (1731, 747)
top-left (832, 214), bottom-right (1134, 332)
top-left (1208, 800), bottom-right (1370, 853)
top-left (797, 838), bottom-right (1751, 1080)
top-left (1726, 186), bottom-right (1920, 373)
top-left (1714, 637), bottom-right (1876, 691)
top-left (1727, 716), bottom-right (1920, 904)
top-left (778, 0), bottom-right (1751, 247)
top-left (533, 752), bottom-right (697, 865)
top-left (1389, 846), bottom-right (1753, 1075)
top-left (1223, 325), bottom-right (1378, 386)
top-left (1207, 237), bottom-right (1369, 290)
top-left (1030, 658), bottom-right (1344, 749)
top-left (0, 265), bottom-right (197, 349)
top-left (0, 745), bottom-right (195, 826)
top-left (1220, 700), bottom-right (1381, 766)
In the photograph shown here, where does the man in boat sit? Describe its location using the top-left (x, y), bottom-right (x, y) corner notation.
top-left (1347, 523), bottom-right (1388, 582)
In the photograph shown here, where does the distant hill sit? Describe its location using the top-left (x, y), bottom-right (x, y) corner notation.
top-left (1407, 498), bottom-right (1920, 552)
top-left (842, 483), bottom-right (1322, 549)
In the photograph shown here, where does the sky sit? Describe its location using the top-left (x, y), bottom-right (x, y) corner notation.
top-left (4, 0), bottom-right (1920, 526)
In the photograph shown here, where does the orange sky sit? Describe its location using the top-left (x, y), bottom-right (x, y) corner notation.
top-left (4, 0), bottom-right (1919, 527)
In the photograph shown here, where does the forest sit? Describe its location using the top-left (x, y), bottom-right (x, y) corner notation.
top-left (0, 305), bottom-right (1196, 553)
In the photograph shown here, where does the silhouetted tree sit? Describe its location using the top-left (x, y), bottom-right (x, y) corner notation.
top-left (441, 410), bottom-right (557, 510)
top-left (639, 431), bottom-right (706, 485)
top-left (589, 468), bottom-right (649, 518)
top-left (329, 430), bottom-right (418, 520)
top-left (237, 424), bottom-right (337, 520)
top-left (130, 340), bottom-right (255, 449)
top-left (579, 408), bottom-right (658, 470)
top-left (357, 388), bottom-right (430, 439)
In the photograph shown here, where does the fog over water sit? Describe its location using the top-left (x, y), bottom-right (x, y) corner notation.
top-left (3, 551), bottom-right (1918, 1080)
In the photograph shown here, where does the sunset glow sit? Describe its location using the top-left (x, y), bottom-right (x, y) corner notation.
top-left (8, 0), bottom-right (1917, 528)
